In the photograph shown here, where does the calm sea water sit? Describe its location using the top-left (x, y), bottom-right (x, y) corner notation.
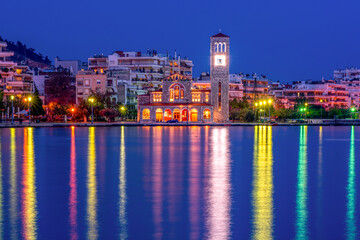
top-left (0, 126), bottom-right (358, 240)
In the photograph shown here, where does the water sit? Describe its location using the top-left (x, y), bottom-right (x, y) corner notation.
top-left (0, 126), bottom-right (359, 239)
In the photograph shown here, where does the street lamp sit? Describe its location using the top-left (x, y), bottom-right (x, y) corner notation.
top-left (268, 99), bottom-right (272, 121)
top-left (88, 98), bottom-right (94, 124)
top-left (28, 96), bottom-right (32, 124)
top-left (10, 95), bottom-right (14, 125)
top-left (120, 106), bottom-right (125, 121)
top-left (320, 99), bottom-right (323, 119)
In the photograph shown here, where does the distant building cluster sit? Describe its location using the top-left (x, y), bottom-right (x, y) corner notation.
top-left (1, 36), bottom-right (360, 121)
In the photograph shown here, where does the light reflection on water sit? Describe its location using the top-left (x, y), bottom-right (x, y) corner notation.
top-left (87, 127), bottom-right (98, 240)
top-left (10, 128), bottom-right (18, 240)
top-left (296, 126), bottom-right (308, 240)
top-left (346, 126), bottom-right (357, 240)
top-left (21, 128), bottom-right (38, 240)
top-left (206, 127), bottom-right (231, 240)
top-left (69, 126), bottom-right (77, 240)
top-left (251, 126), bottom-right (274, 240)
top-left (0, 126), bottom-right (359, 239)
top-left (119, 126), bottom-right (127, 239)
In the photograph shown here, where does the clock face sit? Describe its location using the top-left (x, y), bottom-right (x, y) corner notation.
top-left (215, 55), bottom-right (226, 66)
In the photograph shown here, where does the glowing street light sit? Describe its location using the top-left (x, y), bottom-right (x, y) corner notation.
top-left (88, 98), bottom-right (95, 124)
top-left (10, 95), bottom-right (15, 125)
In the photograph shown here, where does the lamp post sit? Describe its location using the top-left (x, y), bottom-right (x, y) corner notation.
top-left (255, 102), bottom-right (258, 122)
top-left (259, 101), bottom-right (263, 122)
top-left (320, 99), bottom-right (323, 119)
top-left (268, 99), bottom-right (272, 121)
top-left (28, 96), bottom-right (32, 124)
top-left (121, 106), bottom-right (125, 121)
top-left (88, 98), bottom-right (94, 124)
top-left (351, 106), bottom-right (356, 119)
top-left (10, 95), bottom-right (14, 125)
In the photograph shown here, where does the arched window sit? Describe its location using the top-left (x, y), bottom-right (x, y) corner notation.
top-left (170, 89), bottom-right (174, 101)
top-left (173, 109), bottom-right (180, 121)
top-left (142, 109), bottom-right (150, 119)
top-left (190, 109), bottom-right (198, 122)
top-left (156, 109), bottom-right (163, 122)
top-left (223, 43), bottom-right (226, 52)
top-left (203, 109), bottom-right (211, 120)
top-left (164, 109), bottom-right (172, 122)
top-left (218, 43), bottom-right (222, 52)
top-left (180, 89), bottom-right (184, 99)
top-left (215, 43), bottom-right (218, 52)
top-left (182, 109), bottom-right (188, 122)
top-left (175, 85), bottom-right (179, 99)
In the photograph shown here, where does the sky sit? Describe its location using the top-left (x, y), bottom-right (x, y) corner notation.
top-left (2, 0), bottom-right (360, 83)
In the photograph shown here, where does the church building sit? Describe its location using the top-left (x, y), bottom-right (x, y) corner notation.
top-left (137, 33), bottom-right (230, 123)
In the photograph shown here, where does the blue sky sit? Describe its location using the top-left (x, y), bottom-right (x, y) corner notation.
top-left (2, 0), bottom-right (360, 82)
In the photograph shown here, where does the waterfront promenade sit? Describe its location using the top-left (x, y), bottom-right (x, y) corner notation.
top-left (1, 119), bottom-right (360, 128)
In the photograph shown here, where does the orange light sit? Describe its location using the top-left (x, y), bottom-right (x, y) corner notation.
top-left (24, 98), bottom-right (28, 102)
top-left (71, 108), bottom-right (75, 112)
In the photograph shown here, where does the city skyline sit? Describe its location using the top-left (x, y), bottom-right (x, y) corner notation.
top-left (2, 0), bottom-right (360, 82)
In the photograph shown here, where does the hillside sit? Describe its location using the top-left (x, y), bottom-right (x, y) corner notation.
top-left (0, 36), bottom-right (52, 68)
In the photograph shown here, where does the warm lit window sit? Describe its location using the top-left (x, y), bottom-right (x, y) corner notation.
top-left (142, 109), bottom-right (150, 119)
top-left (205, 94), bottom-right (209, 102)
top-left (180, 89), bottom-right (184, 99)
top-left (203, 109), bottom-right (211, 119)
top-left (190, 109), bottom-right (198, 122)
top-left (175, 86), bottom-right (179, 99)
top-left (153, 93), bottom-right (162, 102)
top-left (192, 93), bottom-right (201, 102)
top-left (170, 89), bottom-right (174, 101)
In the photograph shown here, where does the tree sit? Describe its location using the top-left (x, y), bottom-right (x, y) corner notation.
top-left (44, 72), bottom-right (76, 105)
top-left (30, 85), bottom-right (45, 116)
top-left (99, 109), bottom-right (119, 122)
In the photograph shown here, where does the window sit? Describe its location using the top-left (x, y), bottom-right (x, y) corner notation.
top-left (77, 81), bottom-right (83, 86)
top-left (173, 109), bottom-right (180, 121)
top-left (175, 86), bottom-right (179, 99)
top-left (190, 109), bottom-right (198, 122)
top-left (192, 93), bottom-right (201, 102)
top-left (170, 89), bottom-right (174, 101)
top-left (97, 80), bottom-right (101, 85)
top-left (84, 88), bottom-right (89, 94)
top-left (107, 80), bottom-right (113, 87)
top-left (156, 109), bottom-right (163, 122)
top-left (203, 109), bottom-right (211, 119)
top-left (180, 89), bottom-right (184, 99)
top-left (205, 94), bottom-right (209, 102)
top-left (85, 80), bottom-right (90, 86)
top-left (153, 93), bottom-right (162, 102)
top-left (164, 109), bottom-right (172, 122)
top-left (218, 82), bottom-right (221, 110)
top-left (142, 109), bottom-right (150, 119)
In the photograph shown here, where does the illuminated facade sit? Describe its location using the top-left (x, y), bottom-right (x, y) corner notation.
top-left (138, 73), bottom-right (213, 123)
top-left (0, 42), bottom-right (33, 98)
top-left (210, 33), bottom-right (230, 122)
top-left (137, 33), bottom-right (230, 123)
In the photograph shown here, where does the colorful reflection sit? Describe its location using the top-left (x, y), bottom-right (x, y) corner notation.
top-left (189, 127), bottom-right (201, 240)
top-left (87, 127), bottom-right (98, 240)
top-left (296, 126), bottom-right (308, 240)
top-left (69, 127), bottom-right (78, 240)
top-left (251, 126), bottom-right (274, 240)
top-left (346, 126), bottom-right (357, 240)
top-left (21, 128), bottom-right (38, 240)
top-left (10, 128), bottom-right (18, 239)
top-left (152, 127), bottom-right (163, 240)
top-left (119, 126), bottom-right (128, 239)
top-left (316, 126), bottom-right (323, 239)
top-left (206, 127), bottom-right (231, 239)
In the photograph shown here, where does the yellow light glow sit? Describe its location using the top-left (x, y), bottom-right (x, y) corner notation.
top-left (255, 103), bottom-right (258, 107)
top-left (263, 101), bottom-right (266, 105)
top-left (28, 97), bottom-right (32, 102)
top-left (252, 126), bottom-right (274, 239)
top-left (119, 126), bottom-right (128, 239)
top-left (87, 127), bottom-right (98, 240)
top-left (268, 99), bottom-right (272, 104)
top-left (22, 127), bottom-right (38, 240)
top-left (11, 95), bottom-right (15, 100)
top-left (260, 102), bottom-right (263, 106)
top-left (10, 128), bottom-right (18, 237)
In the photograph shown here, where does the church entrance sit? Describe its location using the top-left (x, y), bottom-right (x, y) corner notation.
top-left (156, 109), bottom-right (163, 122)
top-left (164, 109), bottom-right (172, 122)
top-left (173, 109), bottom-right (180, 121)
top-left (190, 109), bottom-right (198, 122)
top-left (182, 109), bottom-right (188, 122)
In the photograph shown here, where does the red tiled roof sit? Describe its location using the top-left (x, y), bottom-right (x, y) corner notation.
top-left (211, 33), bottom-right (229, 38)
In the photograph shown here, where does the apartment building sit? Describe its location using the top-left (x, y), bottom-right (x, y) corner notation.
top-left (0, 42), bottom-right (33, 98)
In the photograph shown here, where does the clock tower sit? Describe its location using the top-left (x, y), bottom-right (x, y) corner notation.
top-left (210, 32), bottom-right (230, 122)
